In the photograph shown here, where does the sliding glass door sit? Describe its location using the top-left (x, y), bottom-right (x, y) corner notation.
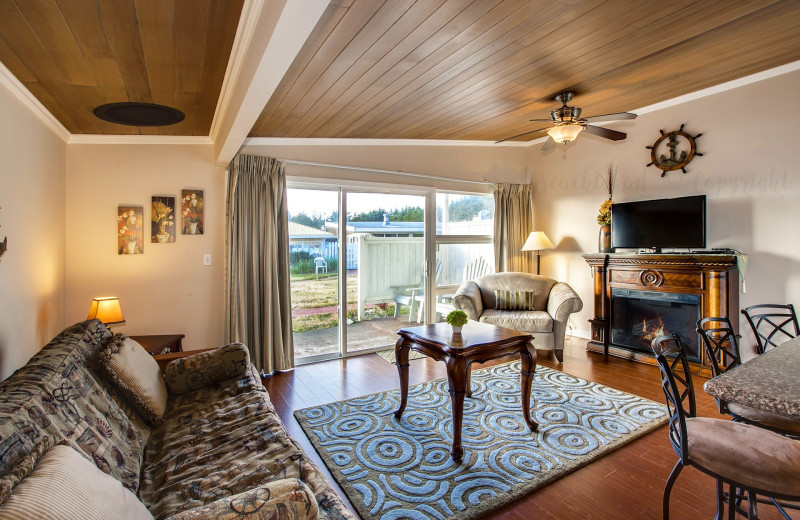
top-left (288, 183), bottom-right (489, 361)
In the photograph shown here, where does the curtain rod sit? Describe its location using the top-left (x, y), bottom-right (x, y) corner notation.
top-left (277, 159), bottom-right (494, 186)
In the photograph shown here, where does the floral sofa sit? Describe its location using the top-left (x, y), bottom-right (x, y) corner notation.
top-left (0, 320), bottom-right (355, 520)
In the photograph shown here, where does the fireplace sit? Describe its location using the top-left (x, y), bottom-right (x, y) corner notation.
top-left (611, 289), bottom-right (701, 361)
top-left (582, 253), bottom-right (739, 371)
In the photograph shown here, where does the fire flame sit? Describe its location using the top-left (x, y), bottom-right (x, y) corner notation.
top-left (642, 316), bottom-right (666, 340)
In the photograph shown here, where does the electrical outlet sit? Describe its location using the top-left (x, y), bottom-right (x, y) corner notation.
top-left (203, 254), bottom-right (212, 266)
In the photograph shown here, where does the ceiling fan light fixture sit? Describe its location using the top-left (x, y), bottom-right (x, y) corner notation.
top-left (547, 124), bottom-right (583, 144)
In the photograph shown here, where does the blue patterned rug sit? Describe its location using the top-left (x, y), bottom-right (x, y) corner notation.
top-left (294, 362), bottom-right (667, 520)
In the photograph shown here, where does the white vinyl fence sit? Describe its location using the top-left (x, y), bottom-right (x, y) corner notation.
top-left (355, 236), bottom-right (424, 319)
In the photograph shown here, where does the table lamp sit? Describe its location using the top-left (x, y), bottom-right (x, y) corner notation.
top-left (87, 296), bottom-right (125, 330)
top-left (521, 231), bottom-right (555, 275)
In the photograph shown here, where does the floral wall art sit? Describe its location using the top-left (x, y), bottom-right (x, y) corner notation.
top-left (151, 196), bottom-right (175, 243)
top-left (118, 205), bottom-right (144, 255)
top-left (181, 189), bottom-right (204, 235)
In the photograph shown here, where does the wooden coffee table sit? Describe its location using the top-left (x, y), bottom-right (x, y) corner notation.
top-left (394, 321), bottom-right (537, 462)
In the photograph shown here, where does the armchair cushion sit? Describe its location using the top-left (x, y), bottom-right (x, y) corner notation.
top-left (474, 273), bottom-right (556, 312)
top-left (164, 343), bottom-right (250, 394)
top-left (493, 289), bottom-right (536, 311)
top-left (479, 309), bottom-right (553, 332)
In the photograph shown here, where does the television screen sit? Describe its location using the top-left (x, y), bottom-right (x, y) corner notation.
top-left (611, 195), bottom-right (706, 250)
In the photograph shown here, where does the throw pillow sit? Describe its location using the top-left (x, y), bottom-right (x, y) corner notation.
top-left (0, 440), bottom-right (153, 520)
top-left (96, 334), bottom-right (168, 426)
top-left (164, 343), bottom-right (250, 394)
top-left (494, 289), bottom-right (536, 311)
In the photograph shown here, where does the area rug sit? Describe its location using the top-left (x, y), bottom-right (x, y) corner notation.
top-left (294, 361), bottom-right (668, 520)
top-left (375, 348), bottom-right (427, 363)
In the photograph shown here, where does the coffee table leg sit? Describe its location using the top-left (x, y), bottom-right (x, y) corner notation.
top-left (394, 338), bottom-right (410, 419)
top-left (446, 358), bottom-right (467, 462)
top-left (520, 341), bottom-right (539, 432)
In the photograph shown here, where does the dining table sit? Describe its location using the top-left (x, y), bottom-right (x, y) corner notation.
top-left (703, 335), bottom-right (800, 420)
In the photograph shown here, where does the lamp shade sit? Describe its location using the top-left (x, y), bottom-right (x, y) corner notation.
top-left (547, 124), bottom-right (583, 144)
top-left (521, 231), bottom-right (555, 251)
top-left (87, 297), bottom-right (125, 326)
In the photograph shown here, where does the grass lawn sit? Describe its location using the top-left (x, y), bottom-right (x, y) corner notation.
top-left (290, 274), bottom-right (356, 309)
top-left (290, 274), bottom-right (409, 332)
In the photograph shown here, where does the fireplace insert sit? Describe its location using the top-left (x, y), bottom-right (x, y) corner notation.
top-left (610, 288), bottom-right (701, 361)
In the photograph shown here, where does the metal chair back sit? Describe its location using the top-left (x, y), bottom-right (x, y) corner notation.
top-left (697, 317), bottom-right (742, 377)
top-left (742, 304), bottom-right (799, 354)
top-left (651, 334), bottom-right (695, 465)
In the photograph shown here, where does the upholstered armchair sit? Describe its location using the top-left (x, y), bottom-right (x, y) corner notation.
top-left (452, 272), bottom-right (583, 362)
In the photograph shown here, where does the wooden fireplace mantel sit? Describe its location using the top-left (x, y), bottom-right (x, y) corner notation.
top-left (583, 253), bottom-right (740, 371)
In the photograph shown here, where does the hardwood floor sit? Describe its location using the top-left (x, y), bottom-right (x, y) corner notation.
top-left (262, 336), bottom-right (787, 519)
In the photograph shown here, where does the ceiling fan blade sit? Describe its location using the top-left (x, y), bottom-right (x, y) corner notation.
top-left (541, 136), bottom-right (556, 151)
top-left (583, 125), bottom-right (627, 141)
top-left (495, 127), bottom-right (551, 144)
top-left (528, 118), bottom-right (551, 122)
top-left (583, 112), bottom-right (637, 123)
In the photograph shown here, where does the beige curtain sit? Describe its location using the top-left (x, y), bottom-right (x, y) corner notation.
top-left (225, 154), bottom-right (293, 374)
top-left (494, 183), bottom-right (535, 273)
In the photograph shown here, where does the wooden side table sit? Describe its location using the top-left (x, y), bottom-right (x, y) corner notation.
top-left (130, 334), bottom-right (185, 355)
top-left (394, 321), bottom-right (536, 462)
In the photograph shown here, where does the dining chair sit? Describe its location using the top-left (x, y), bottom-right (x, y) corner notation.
top-left (741, 303), bottom-right (800, 354)
top-left (650, 334), bottom-right (800, 520)
top-left (697, 317), bottom-right (800, 437)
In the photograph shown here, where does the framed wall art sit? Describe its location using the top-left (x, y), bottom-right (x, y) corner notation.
top-left (151, 196), bottom-right (176, 243)
top-left (118, 205), bottom-right (144, 255)
top-left (181, 189), bottom-right (204, 235)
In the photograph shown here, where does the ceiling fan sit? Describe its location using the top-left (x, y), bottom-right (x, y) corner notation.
top-left (496, 92), bottom-right (637, 149)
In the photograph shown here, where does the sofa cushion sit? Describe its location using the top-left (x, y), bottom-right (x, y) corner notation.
top-left (167, 478), bottom-right (319, 520)
top-left (163, 343), bottom-right (250, 394)
top-left (0, 440), bottom-right (153, 520)
top-left (479, 309), bottom-right (553, 333)
top-left (96, 335), bottom-right (168, 427)
top-left (474, 272), bottom-right (556, 312)
top-left (0, 320), bottom-right (151, 494)
top-left (493, 289), bottom-right (535, 310)
top-left (140, 365), bottom-right (351, 520)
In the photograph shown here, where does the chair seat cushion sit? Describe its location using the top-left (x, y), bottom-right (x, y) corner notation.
top-left (479, 309), bottom-right (553, 333)
top-left (727, 402), bottom-right (800, 435)
top-left (686, 417), bottom-right (800, 496)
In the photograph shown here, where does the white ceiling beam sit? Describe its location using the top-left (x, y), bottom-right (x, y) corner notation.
top-left (212, 0), bottom-right (329, 167)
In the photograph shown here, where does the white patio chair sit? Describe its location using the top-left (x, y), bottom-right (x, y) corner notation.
top-left (314, 257), bottom-right (327, 275)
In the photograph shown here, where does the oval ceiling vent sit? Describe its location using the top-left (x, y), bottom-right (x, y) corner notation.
top-left (93, 102), bottom-right (185, 126)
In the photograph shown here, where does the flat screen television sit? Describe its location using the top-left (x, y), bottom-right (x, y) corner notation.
top-left (611, 195), bottom-right (706, 250)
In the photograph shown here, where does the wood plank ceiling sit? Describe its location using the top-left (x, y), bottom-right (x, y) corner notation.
top-left (251, 0), bottom-right (800, 142)
top-left (0, 0), bottom-right (243, 135)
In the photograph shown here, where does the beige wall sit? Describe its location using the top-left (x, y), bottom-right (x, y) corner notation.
top-left (65, 144), bottom-right (226, 351)
top-left (241, 142), bottom-right (529, 190)
top-left (531, 69), bottom-right (800, 354)
top-left (0, 87), bottom-right (67, 379)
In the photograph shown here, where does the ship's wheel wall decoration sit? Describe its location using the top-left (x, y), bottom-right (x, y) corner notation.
top-left (646, 124), bottom-right (703, 177)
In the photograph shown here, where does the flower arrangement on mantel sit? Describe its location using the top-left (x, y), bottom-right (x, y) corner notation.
top-left (596, 163), bottom-right (617, 226)
top-left (596, 164), bottom-right (616, 253)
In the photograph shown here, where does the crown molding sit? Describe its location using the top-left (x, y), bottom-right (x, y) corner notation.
top-left (208, 0), bottom-right (264, 144)
top-left (68, 135), bottom-right (213, 145)
top-left (242, 137), bottom-right (532, 147)
top-left (0, 60), bottom-right (70, 142)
